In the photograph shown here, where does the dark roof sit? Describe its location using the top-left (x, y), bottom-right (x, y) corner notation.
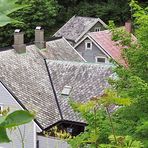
top-left (0, 46), bottom-right (113, 129)
top-left (53, 16), bottom-right (107, 43)
top-left (41, 37), bottom-right (85, 62)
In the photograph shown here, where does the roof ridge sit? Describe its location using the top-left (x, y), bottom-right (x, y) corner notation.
top-left (46, 60), bottom-right (113, 67)
top-left (53, 15), bottom-right (76, 37)
top-left (75, 15), bottom-right (98, 19)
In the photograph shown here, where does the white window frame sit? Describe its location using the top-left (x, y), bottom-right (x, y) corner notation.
top-left (95, 56), bottom-right (106, 63)
top-left (94, 27), bottom-right (101, 32)
top-left (85, 41), bottom-right (92, 50)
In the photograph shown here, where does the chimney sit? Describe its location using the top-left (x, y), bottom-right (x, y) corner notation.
top-left (125, 20), bottom-right (132, 33)
top-left (13, 29), bottom-right (26, 53)
top-left (34, 26), bottom-right (45, 49)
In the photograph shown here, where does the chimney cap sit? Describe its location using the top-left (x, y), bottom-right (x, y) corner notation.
top-left (14, 29), bottom-right (21, 33)
top-left (36, 26), bottom-right (42, 30)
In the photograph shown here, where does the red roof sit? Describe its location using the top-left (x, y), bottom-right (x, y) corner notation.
top-left (88, 30), bottom-right (128, 67)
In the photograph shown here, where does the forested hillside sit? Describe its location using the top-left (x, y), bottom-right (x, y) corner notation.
top-left (0, 0), bottom-right (147, 47)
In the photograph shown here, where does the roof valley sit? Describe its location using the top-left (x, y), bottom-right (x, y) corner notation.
top-left (44, 59), bottom-right (63, 120)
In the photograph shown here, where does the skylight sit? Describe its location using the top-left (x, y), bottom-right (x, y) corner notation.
top-left (61, 85), bottom-right (72, 96)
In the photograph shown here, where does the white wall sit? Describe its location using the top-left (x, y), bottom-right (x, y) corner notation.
top-left (0, 82), bottom-right (37, 148)
top-left (38, 135), bottom-right (69, 148)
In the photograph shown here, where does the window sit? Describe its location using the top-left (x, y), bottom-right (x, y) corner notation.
top-left (95, 56), bottom-right (106, 63)
top-left (94, 27), bottom-right (101, 32)
top-left (61, 86), bottom-right (72, 96)
top-left (85, 41), bottom-right (92, 50)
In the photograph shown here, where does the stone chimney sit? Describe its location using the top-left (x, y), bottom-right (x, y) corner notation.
top-left (34, 26), bottom-right (45, 49)
top-left (125, 20), bottom-right (132, 33)
top-left (13, 29), bottom-right (26, 53)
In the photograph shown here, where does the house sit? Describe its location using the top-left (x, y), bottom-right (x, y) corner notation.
top-left (0, 81), bottom-right (42, 148)
top-left (41, 36), bottom-right (86, 62)
top-left (74, 30), bottom-right (128, 66)
top-left (53, 15), bottom-right (107, 46)
top-left (0, 28), bottom-right (113, 147)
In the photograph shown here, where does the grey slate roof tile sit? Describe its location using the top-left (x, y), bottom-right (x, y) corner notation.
top-left (0, 43), bottom-right (113, 128)
top-left (54, 16), bottom-right (106, 42)
top-left (41, 37), bottom-right (85, 62)
top-left (47, 60), bottom-right (113, 123)
top-left (0, 46), bottom-right (61, 129)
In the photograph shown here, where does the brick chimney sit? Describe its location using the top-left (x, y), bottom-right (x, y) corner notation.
top-left (125, 20), bottom-right (132, 33)
top-left (13, 29), bottom-right (26, 53)
top-left (34, 26), bottom-right (45, 49)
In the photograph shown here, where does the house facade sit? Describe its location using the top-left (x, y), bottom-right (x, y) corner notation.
top-left (53, 16), bottom-right (107, 46)
top-left (75, 30), bottom-right (127, 66)
top-left (0, 81), bottom-right (69, 148)
top-left (0, 81), bottom-right (41, 148)
top-left (0, 28), bottom-right (114, 147)
top-left (74, 36), bottom-right (110, 63)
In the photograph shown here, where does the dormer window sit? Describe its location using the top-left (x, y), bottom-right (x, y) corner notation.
top-left (94, 27), bottom-right (101, 32)
top-left (61, 86), bottom-right (72, 96)
top-left (85, 41), bottom-right (92, 50)
top-left (95, 56), bottom-right (106, 63)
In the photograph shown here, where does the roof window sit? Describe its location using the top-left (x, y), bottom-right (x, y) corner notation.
top-left (61, 86), bottom-right (72, 96)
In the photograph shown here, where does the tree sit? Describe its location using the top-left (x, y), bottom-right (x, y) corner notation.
top-left (0, 0), bottom-right (25, 27)
top-left (68, 89), bottom-right (142, 148)
top-left (0, 0), bottom-right (59, 47)
top-left (108, 0), bottom-right (148, 146)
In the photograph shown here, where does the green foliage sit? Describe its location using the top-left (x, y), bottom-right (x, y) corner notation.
top-left (44, 126), bottom-right (72, 139)
top-left (108, 0), bottom-right (148, 147)
top-left (98, 89), bottom-right (132, 107)
top-left (68, 89), bottom-right (135, 148)
top-left (69, 99), bottom-right (111, 147)
top-left (0, 0), bottom-right (59, 47)
top-left (61, 0), bottom-right (130, 24)
top-left (135, 121), bottom-right (148, 140)
top-left (108, 22), bottom-right (132, 47)
top-left (0, 0), bottom-right (26, 27)
top-left (100, 135), bottom-right (144, 148)
top-left (0, 110), bottom-right (34, 143)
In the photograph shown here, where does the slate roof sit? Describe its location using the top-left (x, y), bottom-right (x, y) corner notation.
top-left (0, 44), bottom-right (113, 129)
top-left (53, 16), bottom-right (107, 43)
top-left (41, 37), bottom-right (86, 62)
top-left (88, 31), bottom-right (128, 66)
top-left (47, 60), bottom-right (113, 123)
top-left (0, 47), bottom-right (61, 129)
